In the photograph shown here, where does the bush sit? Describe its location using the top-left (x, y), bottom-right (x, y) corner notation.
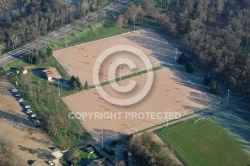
top-left (177, 53), bottom-right (192, 65)
top-left (69, 76), bottom-right (83, 91)
top-left (209, 81), bottom-right (218, 94)
top-left (67, 150), bottom-right (81, 165)
top-left (110, 141), bottom-right (117, 146)
top-left (103, 146), bottom-right (115, 156)
top-left (186, 62), bottom-right (195, 73)
top-left (123, 150), bottom-right (128, 159)
top-left (203, 75), bottom-right (211, 86)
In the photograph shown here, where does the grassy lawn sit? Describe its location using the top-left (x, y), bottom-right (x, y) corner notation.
top-left (156, 118), bottom-right (250, 166)
top-left (51, 18), bottom-right (130, 50)
top-left (89, 66), bottom-right (162, 89)
top-left (78, 149), bottom-right (97, 159)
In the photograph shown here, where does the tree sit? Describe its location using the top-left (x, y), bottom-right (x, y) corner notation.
top-left (177, 53), bottom-right (192, 65)
top-left (116, 14), bottom-right (125, 28)
top-left (186, 62), bottom-right (195, 73)
top-left (84, 81), bottom-right (88, 90)
top-left (28, 53), bottom-right (40, 64)
top-left (0, 43), bottom-right (4, 55)
top-left (97, 9), bottom-right (107, 22)
top-left (46, 47), bottom-right (53, 57)
top-left (9, 35), bottom-right (19, 49)
top-left (70, 76), bottom-right (82, 91)
top-left (81, 0), bottom-right (90, 16)
top-left (126, 5), bottom-right (142, 30)
top-left (129, 132), bottom-right (177, 166)
top-left (204, 74), bottom-right (211, 86)
top-left (209, 81), bottom-right (218, 94)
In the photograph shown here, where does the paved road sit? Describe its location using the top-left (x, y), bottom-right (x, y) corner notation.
top-left (0, 0), bottom-right (135, 66)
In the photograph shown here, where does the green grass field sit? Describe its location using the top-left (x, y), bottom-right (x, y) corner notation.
top-left (156, 118), bottom-right (250, 166)
top-left (51, 18), bottom-right (129, 50)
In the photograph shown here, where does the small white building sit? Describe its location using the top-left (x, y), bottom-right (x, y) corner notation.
top-left (16, 67), bottom-right (28, 74)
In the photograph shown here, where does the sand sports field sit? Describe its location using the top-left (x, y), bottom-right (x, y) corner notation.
top-left (54, 30), bottom-right (162, 85)
top-left (54, 29), bottom-right (216, 142)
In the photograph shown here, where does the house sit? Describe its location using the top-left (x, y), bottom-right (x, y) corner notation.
top-left (42, 67), bottom-right (58, 81)
top-left (88, 160), bottom-right (104, 166)
top-left (87, 147), bottom-right (94, 153)
top-left (16, 67), bottom-right (28, 74)
top-left (20, 67), bottom-right (28, 74)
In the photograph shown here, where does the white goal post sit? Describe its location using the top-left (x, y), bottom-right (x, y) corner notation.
top-left (64, 65), bottom-right (71, 71)
top-left (195, 118), bottom-right (205, 124)
top-left (184, 109), bottom-right (194, 115)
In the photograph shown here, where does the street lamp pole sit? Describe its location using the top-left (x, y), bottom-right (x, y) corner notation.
top-left (175, 48), bottom-right (178, 63)
top-left (101, 130), bottom-right (103, 149)
top-left (58, 81), bottom-right (60, 98)
top-left (166, 109), bottom-right (169, 126)
top-left (120, 62), bottom-right (122, 81)
top-left (227, 89), bottom-right (230, 104)
top-left (133, 14), bottom-right (136, 30)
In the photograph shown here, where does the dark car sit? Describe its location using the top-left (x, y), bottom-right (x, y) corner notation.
top-left (21, 102), bottom-right (27, 107)
top-left (28, 160), bottom-right (36, 165)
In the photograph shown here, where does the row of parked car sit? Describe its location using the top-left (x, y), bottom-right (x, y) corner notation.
top-left (12, 88), bottom-right (56, 166)
top-left (12, 88), bottom-right (41, 127)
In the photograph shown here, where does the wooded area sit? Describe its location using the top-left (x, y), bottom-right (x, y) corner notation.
top-left (118, 0), bottom-right (250, 94)
top-left (151, 0), bottom-right (250, 93)
top-left (129, 132), bottom-right (178, 166)
top-left (0, 0), bottom-right (110, 53)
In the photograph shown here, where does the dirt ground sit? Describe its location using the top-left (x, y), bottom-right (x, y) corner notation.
top-left (54, 29), bottom-right (216, 144)
top-left (0, 76), bottom-right (56, 166)
top-left (54, 30), bottom-right (161, 85)
top-left (62, 68), bottom-right (212, 142)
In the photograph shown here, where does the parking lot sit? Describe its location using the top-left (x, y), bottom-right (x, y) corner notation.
top-left (0, 76), bottom-right (57, 166)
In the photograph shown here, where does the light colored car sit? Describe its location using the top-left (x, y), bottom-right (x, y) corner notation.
top-left (48, 160), bottom-right (53, 166)
top-left (34, 120), bottom-right (40, 124)
top-left (31, 114), bottom-right (36, 118)
top-left (26, 109), bottom-right (32, 114)
top-left (25, 105), bottom-right (31, 109)
top-left (18, 98), bottom-right (24, 102)
top-left (12, 89), bottom-right (18, 93)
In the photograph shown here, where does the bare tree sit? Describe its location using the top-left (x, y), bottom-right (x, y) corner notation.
top-left (0, 43), bottom-right (4, 55)
top-left (81, 0), bottom-right (90, 16)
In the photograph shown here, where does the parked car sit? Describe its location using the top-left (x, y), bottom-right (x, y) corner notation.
top-left (25, 105), bottom-right (31, 109)
top-left (28, 160), bottom-right (36, 166)
top-left (52, 147), bottom-right (59, 151)
top-left (15, 93), bottom-right (21, 97)
top-left (21, 102), bottom-right (27, 107)
top-left (47, 160), bottom-right (54, 166)
top-left (31, 114), bottom-right (36, 118)
top-left (26, 109), bottom-right (32, 114)
top-left (34, 120), bottom-right (40, 124)
top-left (12, 89), bottom-right (18, 93)
top-left (18, 98), bottom-right (24, 102)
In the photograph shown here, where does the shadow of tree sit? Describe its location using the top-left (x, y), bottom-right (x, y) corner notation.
top-left (18, 145), bottom-right (54, 160)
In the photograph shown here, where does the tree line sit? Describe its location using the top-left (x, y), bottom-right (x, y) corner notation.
top-left (128, 132), bottom-right (178, 166)
top-left (117, 0), bottom-right (250, 96)
top-left (0, 0), bottom-right (110, 54)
